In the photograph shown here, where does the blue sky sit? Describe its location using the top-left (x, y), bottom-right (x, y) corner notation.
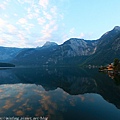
top-left (0, 0), bottom-right (120, 48)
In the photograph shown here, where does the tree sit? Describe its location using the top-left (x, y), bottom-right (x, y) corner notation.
top-left (113, 58), bottom-right (119, 67)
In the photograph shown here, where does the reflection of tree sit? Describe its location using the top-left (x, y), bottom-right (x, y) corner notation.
top-left (106, 71), bottom-right (120, 86)
top-left (108, 71), bottom-right (114, 79)
top-left (113, 74), bottom-right (120, 86)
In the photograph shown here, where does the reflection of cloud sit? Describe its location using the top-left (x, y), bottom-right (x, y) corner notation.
top-left (0, 109), bottom-right (4, 114)
top-left (15, 110), bottom-right (24, 116)
top-left (79, 95), bottom-right (85, 102)
top-left (22, 99), bottom-right (29, 107)
top-left (16, 92), bottom-right (23, 99)
top-left (40, 94), bottom-right (51, 110)
top-left (26, 107), bottom-right (32, 111)
top-left (69, 99), bottom-right (76, 106)
top-left (0, 84), bottom-right (95, 118)
top-left (35, 109), bottom-right (44, 116)
top-left (3, 100), bottom-right (14, 109)
top-left (0, 89), bottom-right (3, 92)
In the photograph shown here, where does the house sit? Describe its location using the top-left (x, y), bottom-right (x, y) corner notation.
top-left (107, 63), bottom-right (114, 71)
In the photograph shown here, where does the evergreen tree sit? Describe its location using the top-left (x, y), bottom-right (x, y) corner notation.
top-left (113, 58), bottom-right (119, 67)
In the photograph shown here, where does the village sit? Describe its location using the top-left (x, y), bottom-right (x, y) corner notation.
top-left (99, 58), bottom-right (120, 74)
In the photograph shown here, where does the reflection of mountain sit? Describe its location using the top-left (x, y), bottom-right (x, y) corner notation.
top-left (0, 67), bottom-right (120, 109)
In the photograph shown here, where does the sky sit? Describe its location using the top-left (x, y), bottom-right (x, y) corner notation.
top-left (0, 0), bottom-right (120, 48)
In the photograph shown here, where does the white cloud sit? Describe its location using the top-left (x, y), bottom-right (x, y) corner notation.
top-left (4, 14), bottom-right (9, 18)
top-left (24, 23), bottom-right (35, 33)
top-left (18, 0), bottom-right (34, 4)
top-left (37, 17), bottom-right (46, 25)
top-left (36, 20), bottom-right (58, 44)
top-left (17, 34), bottom-right (25, 41)
top-left (26, 6), bottom-right (39, 19)
top-left (1, 30), bottom-right (28, 48)
top-left (27, 13), bottom-right (34, 19)
top-left (79, 32), bottom-right (85, 38)
top-left (39, 0), bottom-right (49, 9)
top-left (77, 32), bottom-right (94, 39)
top-left (0, 4), bottom-right (6, 10)
top-left (0, 18), bottom-right (6, 26)
top-left (0, 17), bottom-right (28, 47)
top-left (0, 0), bottom-right (10, 10)
top-left (50, 6), bottom-right (57, 16)
top-left (18, 18), bottom-right (27, 24)
top-left (14, 13), bottom-right (18, 17)
top-left (34, 8), bottom-right (40, 13)
top-left (7, 24), bottom-right (17, 33)
top-left (43, 11), bottom-right (52, 20)
top-left (41, 20), bottom-right (56, 34)
top-left (0, 38), bottom-right (4, 44)
top-left (69, 28), bottom-right (75, 34)
top-left (0, 0), bottom-right (65, 47)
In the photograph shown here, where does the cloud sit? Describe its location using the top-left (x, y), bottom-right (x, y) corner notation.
top-left (4, 14), bottom-right (9, 18)
top-left (0, 17), bottom-right (28, 47)
top-left (0, 0), bottom-right (64, 47)
top-left (18, 18), bottom-right (27, 24)
top-left (39, 0), bottom-right (49, 9)
top-left (79, 32), bottom-right (85, 38)
top-left (0, 0), bottom-right (10, 10)
top-left (37, 20), bottom-right (58, 44)
top-left (0, 18), bottom-right (6, 26)
top-left (50, 6), bottom-right (57, 16)
top-left (14, 13), bottom-right (18, 17)
top-left (7, 24), bottom-right (17, 33)
top-left (69, 28), bottom-right (75, 34)
top-left (37, 17), bottom-right (46, 25)
top-left (19, 0), bottom-right (33, 3)
top-left (0, 38), bottom-right (4, 44)
top-left (0, 4), bottom-right (6, 10)
top-left (43, 11), bottom-right (52, 20)
top-left (78, 32), bottom-right (94, 39)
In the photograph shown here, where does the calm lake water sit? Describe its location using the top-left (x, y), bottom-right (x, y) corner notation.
top-left (0, 67), bottom-right (120, 120)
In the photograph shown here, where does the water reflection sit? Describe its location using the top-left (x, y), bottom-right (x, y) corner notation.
top-left (0, 84), bottom-right (120, 120)
top-left (107, 71), bottom-right (120, 85)
top-left (0, 67), bottom-right (120, 119)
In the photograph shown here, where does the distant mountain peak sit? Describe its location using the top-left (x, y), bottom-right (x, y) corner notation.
top-left (69, 38), bottom-right (84, 41)
top-left (43, 41), bottom-right (58, 47)
top-left (113, 26), bottom-right (120, 31)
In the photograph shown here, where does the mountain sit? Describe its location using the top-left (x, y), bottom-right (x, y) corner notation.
top-left (0, 47), bottom-right (23, 62)
top-left (83, 26), bottom-right (120, 65)
top-left (56, 38), bottom-right (97, 56)
top-left (11, 43), bottom-right (59, 66)
top-left (11, 39), bottom-right (97, 66)
top-left (11, 26), bottom-right (120, 66)
top-left (42, 41), bottom-right (58, 48)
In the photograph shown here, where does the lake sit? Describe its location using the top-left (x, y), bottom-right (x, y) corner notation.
top-left (0, 67), bottom-right (120, 120)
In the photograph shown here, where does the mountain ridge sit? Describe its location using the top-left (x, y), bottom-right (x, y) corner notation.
top-left (0, 26), bottom-right (120, 66)
top-left (83, 26), bottom-right (120, 65)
